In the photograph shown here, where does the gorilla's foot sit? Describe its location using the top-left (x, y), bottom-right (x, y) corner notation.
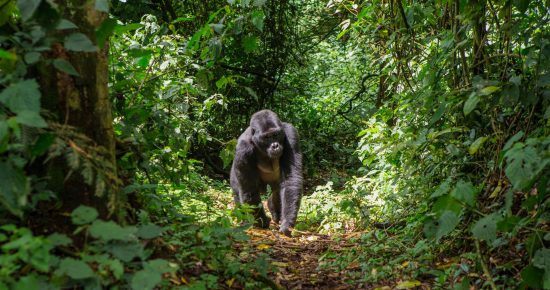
top-left (279, 223), bottom-right (292, 237)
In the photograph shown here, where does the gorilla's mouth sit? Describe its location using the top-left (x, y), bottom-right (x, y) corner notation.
top-left (267, 147), bottom-right (283, 159)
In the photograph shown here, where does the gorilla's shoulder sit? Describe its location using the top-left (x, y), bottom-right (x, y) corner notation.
top-left (282, 122), bottom-right (299, 140)
top-left (235, 127), bottom-right (254, 154)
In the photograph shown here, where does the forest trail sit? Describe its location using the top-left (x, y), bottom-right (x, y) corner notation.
top-left (241, 228), bottom-right (363, 290)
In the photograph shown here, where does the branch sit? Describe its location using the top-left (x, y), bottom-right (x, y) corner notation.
top-left (396, 0), bottom-right (411, 31)
top-left (218, 63), bottom-right (275, 82)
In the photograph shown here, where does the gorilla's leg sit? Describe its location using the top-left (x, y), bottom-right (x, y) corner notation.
top-left (267, 184), bottom-right (281, 224)
top-left (240, 190), bottom-right (270, 228)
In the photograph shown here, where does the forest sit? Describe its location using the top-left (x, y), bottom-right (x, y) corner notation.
top-left (0, 0), bottom-right (549, 289)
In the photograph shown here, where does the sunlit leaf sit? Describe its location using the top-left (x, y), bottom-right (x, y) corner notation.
top-left (469, 136), bottom-right (488, 155)
top-left (0, 49), bottom-right (16, 60)
top-left (395, 280), bottom-right (422, 289)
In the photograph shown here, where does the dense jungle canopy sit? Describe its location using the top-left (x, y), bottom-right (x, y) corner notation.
top-left (0, 0), bottom-right (549, 289)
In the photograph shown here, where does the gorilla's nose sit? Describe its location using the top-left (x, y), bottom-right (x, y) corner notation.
top-left (271, 143), bottom-right (280, 150)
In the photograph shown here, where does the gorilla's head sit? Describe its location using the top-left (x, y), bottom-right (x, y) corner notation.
top-left (250, 110), bottom-right (284, 159)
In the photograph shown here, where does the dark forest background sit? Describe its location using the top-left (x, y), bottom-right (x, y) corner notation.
top-left (0, 0), bottom-right (548, 289)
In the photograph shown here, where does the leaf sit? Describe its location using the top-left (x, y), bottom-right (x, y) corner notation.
top-left (271, 261), bottom-right (289, 267)
top-left (469, 136), bottom-right (488, 155)
top-left (479, 86), bottom-right (500, 95)
top-left (503, 131), bottom-right (524, 152)
top-left (395, 280), bottom-right (422, 289)
top-left (256, 244), bottom-right (271, 250)
top-left (242, 36), bottom-right (258, 53)
top-left (96, 18), bottom-right (117, 48)
top-left (0, 121), bottom-right (7, 141)
top-left (513, 0), bottom-right (529, 13)
top-left (521, 265), bottom-right (544, 289)
top-left (71, 205), bottom-right (98, 225)
top-left (113, 23), bottom-right (143, 35)
top-left (17, 0), bottom-right (41, 21)
top-left (53, 59), bottom-right (80, 76)
top-left (15, 111), bottom-right (47, 128)
top-left (471, 213), bottom-right (501, 243)
top-left (136, 224), bottom-right (163, 239)
top-left (0, 49), bottom-right (17, 60)
top-left (64, 33), bottom-right (97, 52)
top-left (56, 19), bottom-right (78, 30)
top-left (95, 0), bottom-right (109, 12)
top-left (58, 258), bottom-right (95, 279)
top-left (435, 211), bottom-right (460, 240)
top-left (89, 220), bottom-right (136, 241)
top-left (504, 143), bottom-right (546, 190)
top-left (106, 241), bottom-right (143, 262)
top-left (13, 275), bottom-right (40, 290)
top-left (47, 233), bottom-right (72, 246)
top-left (533, 248), bottom-right (550, 289)
top-left (145, 259), bottom-right (177, 274)
top-left (131, 269), bottom-right (162, 290)
top-left (31, 133), bottom-right (55, 157)
top-left (109, 260), bottom-right (125, 279)
top-left (0, 79), bottom-right (41, 114)
top-left (0, 161), bottom-right (30, 217)
top-left (253, 0), bottom-right (267, 6)
top-left (251, 10), bottom-right (265, 31)
top-left (451, 180), bottom-right (476, 207)
top-left (432, 195), bottom-right (462, 216)
top-left (24, 52), bottom-right (40, 64)
top-left (430, 180), bottom-right (451, 198)
top-left (463, 92), bottom-right (480, 115)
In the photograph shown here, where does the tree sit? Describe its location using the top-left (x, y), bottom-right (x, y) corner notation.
top-left (1, 1), bottom-right (119, 221)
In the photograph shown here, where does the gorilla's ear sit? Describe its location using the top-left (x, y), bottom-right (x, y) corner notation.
top-left (251, 128), bottom-right (256, 135)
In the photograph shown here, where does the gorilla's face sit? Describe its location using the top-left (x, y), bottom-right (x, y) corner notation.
top-left (254, 129), bottom-right (284, 159)
top-left (250, 110), bottom-right (285, 159)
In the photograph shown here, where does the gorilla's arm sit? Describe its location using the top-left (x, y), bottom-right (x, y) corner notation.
top-left (279, 122), bottom-right (303, 235)
top-left (231, 128), bottom-right (270, 227)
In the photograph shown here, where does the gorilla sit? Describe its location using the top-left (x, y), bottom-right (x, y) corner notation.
top-left (230, 110), bottom-right (303, 236)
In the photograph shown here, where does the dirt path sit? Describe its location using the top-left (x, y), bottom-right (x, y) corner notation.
top-left (241, 228), bottom-right (356, 289)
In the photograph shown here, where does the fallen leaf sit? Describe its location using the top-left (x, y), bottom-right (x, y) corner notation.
top-left (272, 261), bottom-right (289, 267)
top-left (306, 235), bottom-right (319, 241)
top-left (256, 243), bottom-right (271, 250)
top-left (395, 280), bottom-right (422, 289)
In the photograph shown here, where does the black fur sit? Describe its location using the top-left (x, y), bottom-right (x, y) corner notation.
top-left (230, 110), bottom-right (303, 236)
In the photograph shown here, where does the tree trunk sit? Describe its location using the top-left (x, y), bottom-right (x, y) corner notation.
top-left (38, 1), bottom-right (118, 219)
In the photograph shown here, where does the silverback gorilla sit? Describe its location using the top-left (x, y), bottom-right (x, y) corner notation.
top-left (230, 110), bottom-right (303, 236)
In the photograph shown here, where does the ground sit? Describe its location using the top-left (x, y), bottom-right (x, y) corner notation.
top-left (238, 228), bottom-right (432, 290)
